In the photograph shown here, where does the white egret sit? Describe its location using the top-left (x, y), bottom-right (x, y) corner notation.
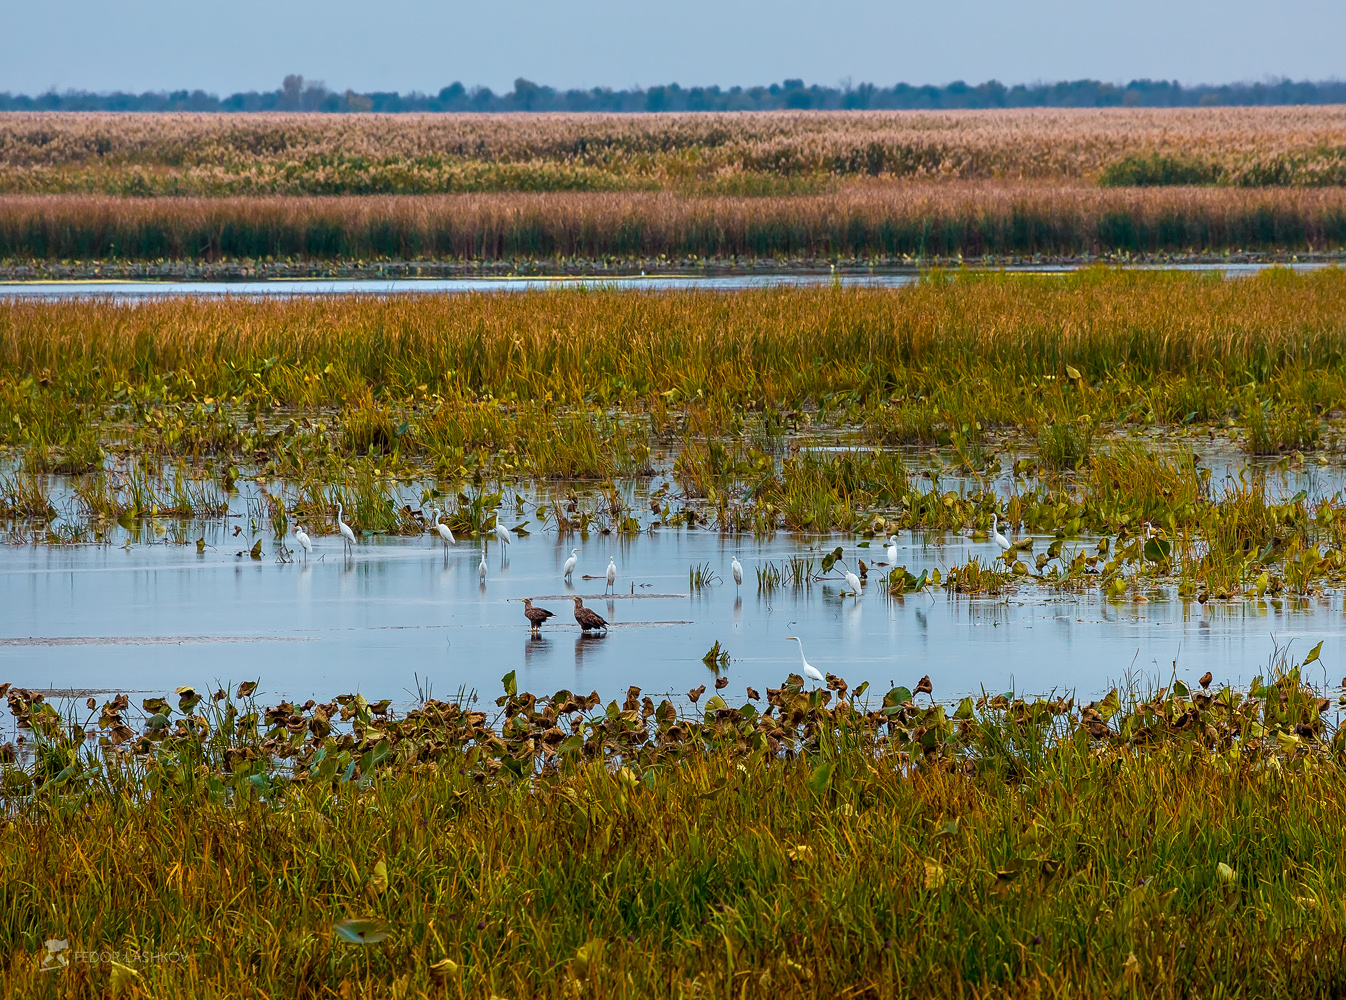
top-left (605, 556), bottom-right (617, 593)
top-left (494, 521), bottom-right (512, 547)
top-left (478, 549), bottom-right (488, 581)
top-left (786, 636), bottom-right (825, 685)
top-left (731, 555), bottom-right (743, 590)
top-left (885, 535), bottom-right (897, 563)
top-left (294, 525), bottom-right (312, 560)
top-left (562, 547), bottom-right (579, 581)
top-left (990, 513), bottom-right (1012, 553)
top-left (336, 503), bottom-right (356, 553)
top-left (837, 559), bottom-right (863, 597)
top-left (431, 507), bottom-right (456, 546)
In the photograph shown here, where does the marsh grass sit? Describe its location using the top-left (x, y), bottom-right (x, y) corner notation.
top-left (1, 650), bottom-right (1343, 998)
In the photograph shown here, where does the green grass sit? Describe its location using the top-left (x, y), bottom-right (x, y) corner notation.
top-left (1, 652), bottom-right (1343, 998)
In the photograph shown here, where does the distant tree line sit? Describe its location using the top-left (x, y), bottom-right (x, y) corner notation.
top-left (4, 74), bottom-right (1346, 113)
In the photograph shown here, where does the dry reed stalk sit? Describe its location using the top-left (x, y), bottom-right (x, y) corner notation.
top-left (3, 184), bottom-right (1345, 261)
top-left (3, 107), bottom-right (1346, 193)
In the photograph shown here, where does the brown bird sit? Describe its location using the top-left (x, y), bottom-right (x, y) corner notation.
top-left (1199, 671), bottom-right (1213, 690)
top-left (522, 598), bottom-right (555, 632)
top-left (572, 597), bottom-right (608, 632)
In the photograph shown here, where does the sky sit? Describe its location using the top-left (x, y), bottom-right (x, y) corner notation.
top-left (2, 0), bottom-right (1343, 95)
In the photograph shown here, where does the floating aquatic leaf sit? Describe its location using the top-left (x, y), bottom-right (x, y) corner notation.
top-left (428, 957), bottom-right (460, 980)
top-left (806, 760), bottom-right (835, 796)
top-left (923, 859), bottom-right (946, 889)
top-left (570, 937), bottom-right (605, 980)
top-left (109, 960), bottom-right (141, 996)
top-left (334, 917), bottom-right (392, 945)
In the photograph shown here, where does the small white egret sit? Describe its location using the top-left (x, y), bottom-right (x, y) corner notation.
top-left (336, 503), bottom-right (356, 553)
top-left (294, 525), bottom-right (312, 560)
top-left (431, 507), bottom-right (456, 546)
top-left (605, 556), bottom-right (617, 593)
top-left (731, 555), bottom-right (743, 590)
top-left (563, 547), bottom-right (579, 580)
top-left (837, 559), bottom-right (863, 597)
top-left (786, 636), bottom-right (825, 685)
top-left (990, 513), bottom-right (1012, 553)
top-left (885, 535), bottom-right (897, 563)
top-left (494, 521), bottom-right (512, 546)
top-left (478, 548), bottom-right (488, 581)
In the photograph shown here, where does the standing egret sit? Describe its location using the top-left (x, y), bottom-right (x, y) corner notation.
top-left (294, 525), bottom-right (312, 560)
top-left (837, 560), bottom-right (863, 597)
top-left (494, 521), bottom-right (512, 547)
top-left (478, 549), bottom-right (488, 581)
top-left (572, 597), bottom-right (609, 632)
top-left (786, 636), bottom-right (825, 685)
top-left (731, 555), bottom-right (743, 590)
top-left (521, 598), bottom-right (555, 632)
top-left (885, 535), bottom-right (897, 563)
top-left (336, 503), bottom-right (356, 553)
top-left (563, 547), bottom-right (579, 581)
top-left (990, 513), bottom-right (1012, 554)
top-left (430, 507), bottom-right (456, 546)
top-left (605, 556), bottom-right (616, 593)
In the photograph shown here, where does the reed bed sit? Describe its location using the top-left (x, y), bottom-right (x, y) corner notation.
top-left (5, 108), bottom-right (1346, 195)
top-left (4, 184), bottom-right (1346, 262)
top-left (1, 653), bottom-right (1342, 998)
top-left (7, 270), bottom-right (1346, 484)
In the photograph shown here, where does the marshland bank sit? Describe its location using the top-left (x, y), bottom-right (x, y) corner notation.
top-left (1, 655), bottom-right (1343, 999)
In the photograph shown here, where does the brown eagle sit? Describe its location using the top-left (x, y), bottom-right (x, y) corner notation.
top-left (572, 597), bottom-right (609, 632)
top-left (522, 598), bottom-right (555, 632)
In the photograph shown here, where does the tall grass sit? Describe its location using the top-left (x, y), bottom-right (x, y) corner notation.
top-left (3, 184), bottom-right (1346, 262)
top-left (5, 107), bottom-right (1346, 193)
top-left (1, 656), bottom-right (1343, 997)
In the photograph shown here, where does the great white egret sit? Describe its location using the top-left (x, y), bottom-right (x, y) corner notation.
top-left (837, 559), bottom-right (863, 597)
top-left (606, 556), bottom-right (616, 593)
top-left (336, 504), bottom-right (356, 553)
top-left (786, 636), bottom-right (825, 684)
top-left (431, 507), bottom-right (455, 546)
top-left (521, 598), bottom-right (555, 631)
top-left (885, 536), bottom-right (897, 563)
top-left (731, 555), bottom-right (743, 589)
top-left (494, 522), bottom-right (512, 546)
top-left (294, 525), bottom-right (312, 560)
top-left (990, 513), bottom-right (1012, 553)
top-left (478, 549), bottom-right (488, 581)
top-left (563, 548), bottom-right (579, 581)
top-left (573, 597), bottom-right (609, 631)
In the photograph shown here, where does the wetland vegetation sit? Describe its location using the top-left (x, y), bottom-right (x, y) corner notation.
top-left (2, 649), bottom-right (1344, 998)
top-left (2, 109), bottom-right (1346, 268)
top-left (5, 270), bottom-right (1346, 603)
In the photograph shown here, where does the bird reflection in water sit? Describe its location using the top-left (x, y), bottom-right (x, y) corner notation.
top-left (523, 632), bottom-right (549, 664)
top-left (574, 631), bottom-right (606, 669)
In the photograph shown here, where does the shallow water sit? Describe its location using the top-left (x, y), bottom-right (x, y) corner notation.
top-left (2, 512), bottom-right (1341, 708)
top-left (0, 262), bottom-right (1335, 299)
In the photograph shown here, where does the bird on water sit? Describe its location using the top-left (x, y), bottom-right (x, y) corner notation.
top-left (478, 549), bottom-right (488, 581)
top-left (572, 597), bottom-right (609, 632)
top-left (731, 555), bottom-right (743, 590)
top-left (494, 521), bottom-right (512, 547)
top-left (336, 504), bottom-right (356, 553)
top-left (786, 636), bottom-right (825, 685)
top-left (605, 556), bottom-right (617, 593)
top-left (991, 513), bottom-right (1012, 554)
top-left (430, 507), bottom-right (455, 546)
top-left (294, 525), bottom-right (312, 560)
top-left (563, 548), bottom-right (579, 581)
top-left (522, 598), bottom-right (555, 632)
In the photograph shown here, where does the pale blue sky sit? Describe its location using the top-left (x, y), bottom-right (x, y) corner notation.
top-left (3, 0), bottom-right (1342, 95)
